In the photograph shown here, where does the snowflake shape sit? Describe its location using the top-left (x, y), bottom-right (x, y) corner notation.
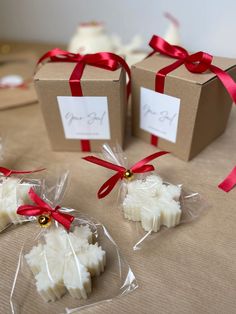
top-left (123, 174), bottom-right (182, 232)
top-left (25, 225), bottom-right (106, 302)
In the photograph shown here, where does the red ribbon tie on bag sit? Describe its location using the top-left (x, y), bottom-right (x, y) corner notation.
top-left (83, 151), bottom-right (169, 198)
top-left (17, 188), bottom-right (74, 230)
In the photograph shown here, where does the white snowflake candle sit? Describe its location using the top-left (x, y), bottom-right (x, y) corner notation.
top-left (25, 225), bottom-right (106, 302)
top-left (123, 174), bottom-right (182, 232)
top-left (0, 177), bottom-right (35, 230)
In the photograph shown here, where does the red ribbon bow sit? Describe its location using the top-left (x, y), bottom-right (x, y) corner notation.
top-left (38, 48), bottom-right (131, 98)
top-left (0, 167), bottom-right (45, 177)
top-left (17, 188), bottom-right (74, 230)
top-left (38, 48), bottom-right (131, 152)
top-left (149, 35), bottom-right (236, 192)
top-left (83, 151), bottom-right (169, 198)
top-left (149, 35), bottom-right (236, 103)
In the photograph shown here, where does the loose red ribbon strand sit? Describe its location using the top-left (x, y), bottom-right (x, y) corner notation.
top-left (17, 188), bottom-right (74, 230)
top-left (0, 167), bottom-right (45, 177)
top-left (148, 35), bottom-right (236, 192)
top-left (37, 49), bottom-right (131, 153)
top-left (218, 166), bottom-right (236, 192)
top-left (83, 151), bottom-right (169, 198)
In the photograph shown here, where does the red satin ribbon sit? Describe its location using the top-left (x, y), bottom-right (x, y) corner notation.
top-left (218, 166), bottom-right (236, 192)
top-left (148, 35), bottom-right (236, 146)
top-left (17, 188), bottom-right (74, 230)
top-left (0, 167), bottom-right (45, 177)
top-left (38, 49), bottom-right (131, 153)
top-left (83, 151), bottom-right (169, 198)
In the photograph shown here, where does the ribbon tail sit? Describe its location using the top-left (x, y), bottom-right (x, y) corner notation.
top-left (28, 187), bottom-right (52, 210)
top-left (218, 166), bottom-right (236, 192)
top-left (98, 172), bottom-right (122, 199)
top-left (83, 156), bottom-right (125, 172)
top-left (210, 64), bottom-right (236, 104)
top-left (133, 165), bottom-right (155, 173)
top-left (0, 167), bottom-right (45, 177)
top-left (52, 211), bottom-right (74, 230)
top-left (17, 205), bottom-right (45, 216)
top-left (131, 151), bottom-right (169, 172)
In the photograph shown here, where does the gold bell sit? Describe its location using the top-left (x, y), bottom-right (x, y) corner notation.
top-left (38, 214), bottom-right (51, 228)
top-left (124, 169), bottom-right (133, 180)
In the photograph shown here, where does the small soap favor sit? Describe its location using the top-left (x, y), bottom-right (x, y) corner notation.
top-left (83, 144), bottom-right (206, 249)
top-left (25, 224), bottom-right (106, 302)
top-left (10, 185), bottom-right (137, 313)
top-left (123, 174), bottom-right (182, 232)
top-left (0, 167), bottom-right (43, 232)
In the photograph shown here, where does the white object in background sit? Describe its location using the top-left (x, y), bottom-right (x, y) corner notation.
top-left (112, 34), bottom-right (143, 55)
top-left (0, 75), bottom-right (23, 88)
top-left (68, 22), bottom-right (114, 54)
top-left (163, 12), bottom-right (181, 45)
top-left (112, 34), bottom-right (147, 67)
top-left (123, 174), bottom-right (182, 232)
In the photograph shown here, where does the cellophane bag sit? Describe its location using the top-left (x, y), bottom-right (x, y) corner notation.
top-left (10, 171), bottom-right (137, 314)
top-left (87, 144), bottom-right (207, 250)
top-left (0, 163), bottom-right (45, 232)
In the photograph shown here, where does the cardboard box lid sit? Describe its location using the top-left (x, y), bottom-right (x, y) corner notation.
top-left (132, 53), bottom-right (236, 85)
top-left (34, 62), bottom-right (122, 82)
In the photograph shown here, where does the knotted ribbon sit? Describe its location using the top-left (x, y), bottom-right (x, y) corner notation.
top-left (38, 49), bottom-right (131, 152)
top-left (218, 166), bottom-right (236, 192)
top-left (17, 188), bottom-right (74, 230)
top-left (148, 35), bottom-right (236, 146)
top-left (83, 151), bottom-right (169, 198)
top-left (0, 167), bottom-right (45, 177)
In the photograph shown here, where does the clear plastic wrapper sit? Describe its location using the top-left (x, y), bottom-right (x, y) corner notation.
top-left (10, 172), bottom-right (137, 313)
top-left (0, 168), bottom-right (44, 232)
top-left (84, 144), bottom-right (207, 250)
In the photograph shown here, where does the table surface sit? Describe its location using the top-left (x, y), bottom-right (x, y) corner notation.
top-left (0, 41), bottom-right (236, 314)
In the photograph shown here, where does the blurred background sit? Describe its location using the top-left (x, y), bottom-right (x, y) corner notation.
top-left (1, 0), bottom-right (236, 110)
top-left (0, 0), bottom-right (236, 57)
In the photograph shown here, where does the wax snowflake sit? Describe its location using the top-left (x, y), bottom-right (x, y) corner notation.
top-left (122, 174), bottom-right (182, 232)
top-left (25, 225), bottom-right (106, 302)
top-left (0, 177), bottom-right (34, 230)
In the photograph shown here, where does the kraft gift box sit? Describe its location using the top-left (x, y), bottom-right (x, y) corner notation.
top-left (131, 53), bottom-right (236, 161)
top-left (34, 62), bottom-right (127, 152)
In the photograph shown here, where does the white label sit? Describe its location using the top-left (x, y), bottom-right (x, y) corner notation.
top-left (57, 96), bottom-right (111, 140)
top-left (140, 87), bottom-right (180, 143)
